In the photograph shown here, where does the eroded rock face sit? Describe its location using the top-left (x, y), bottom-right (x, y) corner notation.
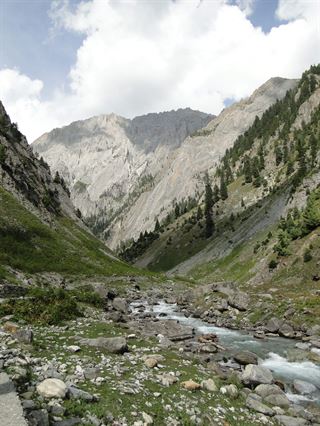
top-left (33, 78), bottom-right (297, 249)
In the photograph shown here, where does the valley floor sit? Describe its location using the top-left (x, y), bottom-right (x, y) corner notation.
top-left (0, 277), bottom-right (320, 426)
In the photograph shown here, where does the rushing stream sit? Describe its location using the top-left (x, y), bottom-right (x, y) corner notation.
top-left (141, 301), bottom-right (320, 406)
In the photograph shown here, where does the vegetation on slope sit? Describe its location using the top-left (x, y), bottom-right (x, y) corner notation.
top-left (0, 186), bottom-right (140, 278)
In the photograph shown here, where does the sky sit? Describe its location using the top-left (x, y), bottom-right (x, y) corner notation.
top-left (0, 0), bottom-right (319, 142)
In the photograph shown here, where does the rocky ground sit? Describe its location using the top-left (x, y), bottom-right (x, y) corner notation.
top-left (0, 280), bottom-right (320, 426)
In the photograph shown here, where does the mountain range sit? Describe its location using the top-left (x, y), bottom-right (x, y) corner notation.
top-left (33, 77), bottom-right (296, 249)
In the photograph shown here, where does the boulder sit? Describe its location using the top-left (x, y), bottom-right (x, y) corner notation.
top-left (279, 323), bottom-right (295, 338)
top-left (264, 393), bottom-right (290, 408)
top-left (293, 379), bottom-right (317, 395)
top-left (112, 297), bottom-right (129, 314)
top-left (255, 384), bottom-right (285, 399)
top-left (246, 395), bottom-right (274, 416)
top-left (79, 337), bottom-right (128, 354)
top-left (274, 415), bottom-right (308, 426)
top-left (228, 292), bottom-right (249, 311)
top-left (242, 364), bottom-right (273, 386)
top-left (265, 318), bottom-right (282, 333)
top-left (234, 351), bottom-right (258, 365)
top-left (306, 325), bottom-right (320, 336)
top-left (27, 409), bottom-right (49, 426)
top-left (37, 379), bottom-right (67, 399)
top-left (68, 386), bottom-right (96, 401)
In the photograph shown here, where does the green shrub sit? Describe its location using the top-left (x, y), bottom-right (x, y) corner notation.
top-left (268, 259), bottom-right (278, 270)
top-left (0, 287), bottom-right (82, 325)
top-left (303, 249), bottom-right (313, 262)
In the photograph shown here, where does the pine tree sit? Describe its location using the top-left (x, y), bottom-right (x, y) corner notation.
top-left (220, 173), bottom-right (228, 200)
top-left (204, 176), bottom-right (214, 238)
top-left (213, 184), bottom-right (220, 203)
top-left (174, 204), bottom-right (180, 219)
top-left (154, 219), bottom-right (161, 232)
top-left (275, 144), bottom-right (283, 166)
top-left (310, 134), bottom-right (318, 167)
top-left (243, 156), bottom-right (252, 183)
top-left (258, 144), bottom-right (265, 170)
top-left (283, 141), bottom-right (289, 163)
top-left (196, 206), bottom-right (203, 221)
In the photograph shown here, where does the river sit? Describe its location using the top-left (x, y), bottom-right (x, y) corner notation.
top-left (143, 301), bottom-right (320, 406)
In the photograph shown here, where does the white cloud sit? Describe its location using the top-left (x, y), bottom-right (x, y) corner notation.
top-left (0, 0), bottom-right (319, 142)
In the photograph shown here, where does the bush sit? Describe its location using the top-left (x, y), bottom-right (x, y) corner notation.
top-left (0, 287), bottom-right (82, 325)
top-left (303, 249), bottom-right (313, 262)
top-left (268, 259), bottom-right (278, 270)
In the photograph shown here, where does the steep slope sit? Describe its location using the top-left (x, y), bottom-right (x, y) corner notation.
top-left (122, 65), bottom-right (320, 329)
top-left (0, 101), bottom-right (138, 284)
top-left (33, 109), bottom-right (213, 248)
top-left (129, 65), bottom-right (320, 282)
top-left (33, 78), bottom-right (296, 250)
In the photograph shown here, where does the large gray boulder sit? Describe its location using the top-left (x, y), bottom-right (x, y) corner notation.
top-left (228, 292), bottom-right (249, 311)
top-left (255, 384), bottom-right (285, 399)
top-left (242, 364), bottom-right (273, 386)
top-left (79, 336), bottom-right (128, 354)
top-left (234, 351), bottom-right (258, 365)
top-left (112, 298), bottom-right (129, 314)
top-left (36, 378), bottom-right (67, 399)
top-left (68, 386), bottom-right (96, 401)
top-left (274, 415), bottom-right (308, 426)
top-left (279, 323), bottom-right (294, 338)
top-left (265, 317), bottom-right (282, 333)
top-left (246, 395), bottom-right (274, 416)
top-left (293, 379), bottom-right (317, 395)
top-left (264, 393), bottom-right (290, 408)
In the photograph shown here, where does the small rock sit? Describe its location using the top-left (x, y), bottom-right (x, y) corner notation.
top-left (220, 384), bottom-right (238, 398)
top-left (201, 378), bottom-right (217, 392)
top-left (142, 412), bottom-right (153, 424)
top-left (181, 380), bottom-right (201, 391)
top-left (67, 345), bottom-right (81, 353)
top-left (158, 373), bottom-right (178, 387)
top-left (144, 358), bottom-right (158, 368)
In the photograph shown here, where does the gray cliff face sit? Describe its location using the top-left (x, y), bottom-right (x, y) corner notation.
top-left (33, 78), bottom-right (298, 249)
